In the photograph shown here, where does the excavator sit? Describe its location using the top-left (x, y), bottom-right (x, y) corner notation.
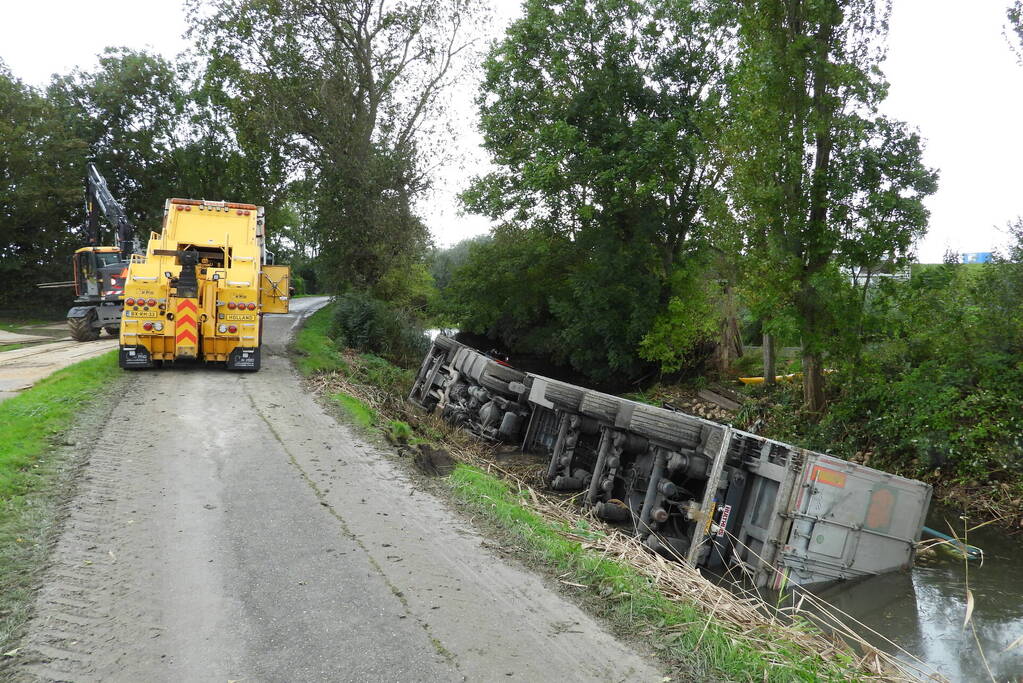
top-left (38, 163), bottom-right (139, 340)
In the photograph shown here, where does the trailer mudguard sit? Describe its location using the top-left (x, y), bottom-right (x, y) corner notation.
top-left (227, 346), bottom-right (260, 371)
top-left (119, 345), bottom-right (154, 369)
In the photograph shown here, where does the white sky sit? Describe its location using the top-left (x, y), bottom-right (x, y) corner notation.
top-left (1, 1), bottom-right (1020, 260)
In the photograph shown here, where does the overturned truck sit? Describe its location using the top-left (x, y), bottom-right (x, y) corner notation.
top-left (410, 337), bottom-right (932, 589)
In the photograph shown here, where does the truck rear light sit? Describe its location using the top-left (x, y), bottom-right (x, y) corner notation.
top-left (228, 325), bottom-right (238, 334)
top-left (218, 324), bottom-right (227, 333)
top-left (125, 297), bottom-right (135, 306)
top-left (142, 322), bottom-right (154, 331)
top-left (227, 302), bottom-right (237, 310)
top-left (246, 302), bottom-right (256, 310)
top-left (153, 322), bottom-right (163, 331)
top-left (147, 298), bottom-right (157, 307)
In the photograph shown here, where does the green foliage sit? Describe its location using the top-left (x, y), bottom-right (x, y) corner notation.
top-left (192, 0), bottom-right (484, 292)
top-left (741, 242), bottom-right (1023, 483)
top-left (726, 0), bottom-right (938, 411)
top-left (454, 0), bottom-right (736, 382)
top-left (1010, 2), bottom-right (1023, 56)
top-left (639, 264), bottom-right (721, 372)
top-left (436, 225), bottom-right (567, 354)
top-left (348, 352), bottom-right (415, 397)
top-left (371, 262), bottom-right (436, 312)
top-left (331, 291), bottom-right (429, 368)
top-left (0, 351), bottom-right (117, 497)
top-left (429, 237), bottom-right (491, 292)
top-left (0, 62), bottom-right (87, 312)
top-left (386, 420), bottom-right (414, 444)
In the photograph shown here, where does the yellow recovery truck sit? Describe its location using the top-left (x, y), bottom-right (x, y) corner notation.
top-left (118, 198), bottom-right (290, 371)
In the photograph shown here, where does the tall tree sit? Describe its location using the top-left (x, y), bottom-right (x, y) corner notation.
top-left (47, 48), bottom-right (188, 236)
top-left (726, 0), bottom-right (936, 412)
top-left (0, 62), bottom-right (86, 310)
top-left (46, 48), bottom-right (289, 242)
top-left (462, 0), bottom-right (735, 379)
top-left (191, 0), bottom-right (482, 292)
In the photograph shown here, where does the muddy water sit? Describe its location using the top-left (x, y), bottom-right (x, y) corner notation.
top-left (813, 507), bottom-right (1023, 681)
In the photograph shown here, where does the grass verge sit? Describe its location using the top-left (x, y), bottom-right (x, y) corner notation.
top-left (331, 392), bottom-right (376, 428)
top-left (0, 344), bottom-right (29, 353)
top-left (0, 351), bottom-right (121, 652)
top-left (292, 302), bottom-right (347, 375)
top-left (292, 304), bottom-right (873, 681)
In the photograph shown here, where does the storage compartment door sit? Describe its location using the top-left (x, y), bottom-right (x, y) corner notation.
top-left (259, 265), bottom-right (290, 313)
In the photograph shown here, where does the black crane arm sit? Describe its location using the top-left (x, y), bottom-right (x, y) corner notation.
top-left (85, 162), bottom-right (138, 260)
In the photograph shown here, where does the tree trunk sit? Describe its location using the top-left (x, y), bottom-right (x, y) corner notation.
top-left (762, 332), bottom-right (776, 385)
top-left (801, 350), bottom-right (826, 414)
top-left (716, 283), bottom-right (743, 376)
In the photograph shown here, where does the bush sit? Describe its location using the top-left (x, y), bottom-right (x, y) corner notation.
top-left (741, 252), bottom-right (1023, 485)
top-left (331, 291), bottom-right (429, 368)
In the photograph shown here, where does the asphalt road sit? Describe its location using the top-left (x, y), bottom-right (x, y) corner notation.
top-left (11, 297), bottom-right (660, 682)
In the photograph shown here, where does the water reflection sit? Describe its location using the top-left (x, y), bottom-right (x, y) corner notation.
top-left (810, 511), bottom-right (1023, 680)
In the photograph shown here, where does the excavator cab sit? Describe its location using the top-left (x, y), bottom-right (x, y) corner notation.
top-left (66, 246), bottom-right (129, 341)
top-left (73, 247), bottom-right (126, 298)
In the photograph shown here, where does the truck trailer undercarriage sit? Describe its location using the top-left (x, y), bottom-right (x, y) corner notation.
top-left (410, 336), bottom-right (932, 589)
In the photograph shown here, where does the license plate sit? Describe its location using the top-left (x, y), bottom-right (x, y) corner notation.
top-left (225, 314), bottom-right (254, 321)
top-left (129, 310), bottom-right (159, 319)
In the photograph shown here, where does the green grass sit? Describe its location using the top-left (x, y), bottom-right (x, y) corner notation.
top-left (386, 420), bottom-right (414, 443)
top-left (0, 343), bottom-right (29, 353)
top-left (0, 350), bottom-right (120, 651)
top-left (450, 465), bottom-right (854, 682)
top-left (293, 302), bottom-right (348, 375)
top-left (331, 392), bottom-right (376, 428)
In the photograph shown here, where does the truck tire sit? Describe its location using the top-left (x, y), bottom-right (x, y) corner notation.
top-left (433, 335), bottom-right (459, 352)
top-left (628, 404), bottom-right (701, 449)
top-left (69, 311), bottom-right (100, 342)
top-left (103, 326), bottom-right (120, 337)
top-left (580, 391), bottom-right (625, 423)
top-left (543, 379), bottom-right (586, 411)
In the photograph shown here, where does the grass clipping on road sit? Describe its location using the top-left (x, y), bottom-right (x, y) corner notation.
top-left (0, 350), bottom-right (120, 652)
top-left (293, 305), bottom-right (917, 682)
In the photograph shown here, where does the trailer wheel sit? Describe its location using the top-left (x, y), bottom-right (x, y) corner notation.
top-left (69, 312), bottom-right (101, 342)
top-left (628, 404), bottom-right (702, 449)
top-left (433, 335), bottom-right (458, 351)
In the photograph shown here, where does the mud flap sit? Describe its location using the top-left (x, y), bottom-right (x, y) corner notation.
top-left (119, 345), bottom-right (153, 369)
top-left (227, 347), bottom-right (260, 372)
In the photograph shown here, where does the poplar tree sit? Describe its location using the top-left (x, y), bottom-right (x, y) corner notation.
top-left (726, 0), bottom-right (935, 413)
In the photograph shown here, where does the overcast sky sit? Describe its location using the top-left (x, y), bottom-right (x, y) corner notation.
top-left (2, 1), bottom-right (1020, 261)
